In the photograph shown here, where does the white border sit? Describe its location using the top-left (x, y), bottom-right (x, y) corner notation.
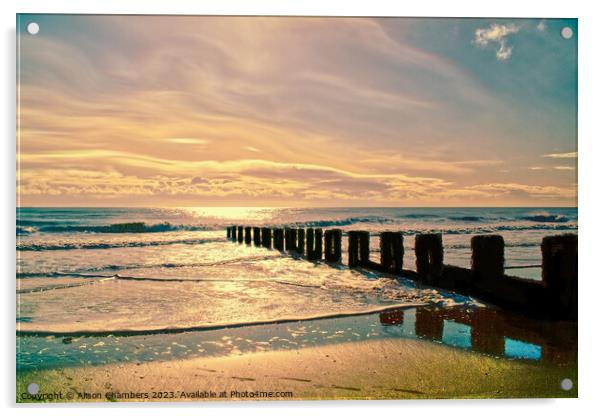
top-left (3, 1), bottom-right (601, 415)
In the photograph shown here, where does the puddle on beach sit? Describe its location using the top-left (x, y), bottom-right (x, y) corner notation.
top-left (17, 305), bottom-right (577, 372)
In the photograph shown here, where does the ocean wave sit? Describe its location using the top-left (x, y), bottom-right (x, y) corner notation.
top-left (17, 237), bottom-right (221, 252)
top-left (16, 303), bottom-right (425, 337)
top-left (357, 223), bottom-right (577, 236)
top-left (448, 216), bottom-right (484, 222)
top-left (16, 226), bottom-right (36, 235)
top-left (17, 219), bottom-right (66, 227)
top-left (17, 277), bottom-right (115, 294)
top-left (291, 216), bottom-right (394, 228)
top-left (36, 221), bottom-right (210, 234)
top-left (290, 216), bottom-right (576, 231)
top-left (398, 213), bottom-right (440, 219)
top-left (521, 214), bottom-right (570, 223)
top-left (16, 255), bottom-right (281, 277)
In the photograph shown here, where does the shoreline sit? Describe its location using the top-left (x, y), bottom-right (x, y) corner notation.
top-left (17, 336), bottom-right (577, 402)
top-left (16, 302), bottom-right (426, 337)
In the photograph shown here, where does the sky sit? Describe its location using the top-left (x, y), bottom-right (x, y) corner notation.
top-left (17, 15), bottom-right (577, 207)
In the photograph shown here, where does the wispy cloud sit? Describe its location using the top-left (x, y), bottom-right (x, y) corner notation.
top-left (467, 183), bottom-right (575, 200)
top-left (162, 138), bottom-right (209, 145)
top-left (16, 16), bottom-right (577, 206)
top-left (474, 23), bottom-right (520, 60)
top-left (543, 151), bottom-right (577, 159)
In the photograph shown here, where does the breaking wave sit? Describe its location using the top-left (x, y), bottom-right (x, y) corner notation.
top-left (521, 214), bottom-right (570, 223)
top-left (30, 221), bottom-right (210, 234)
top-left (17, 237), bottom-right (221, 252)
top-left (16, 255), bottom-right (281, 277)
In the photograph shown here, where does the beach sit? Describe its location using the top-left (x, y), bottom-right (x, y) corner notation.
top-left (17, 335), bottom-right (577, 402)
top-left (16, 207), bottom-right (578, 402)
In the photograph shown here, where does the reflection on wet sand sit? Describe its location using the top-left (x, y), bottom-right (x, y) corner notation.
top-left (380, 306), bottom-right (577, 365)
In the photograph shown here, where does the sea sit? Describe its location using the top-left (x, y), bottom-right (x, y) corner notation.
top-left (16, 207), bottom-right (577, 371)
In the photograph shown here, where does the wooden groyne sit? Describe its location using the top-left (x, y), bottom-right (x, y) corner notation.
top-left (226, 226), bottom-right (577, 320)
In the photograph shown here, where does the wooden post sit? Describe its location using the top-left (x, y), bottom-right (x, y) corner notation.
top-left (261, 227), bottom-right (272, 249)
top-left (244, 227), bottom-right (252, 244)
top-left (273, 228), bottom-right (284, 251)
top-left (541, 234), bottom-right (577, 319)
top-left (284, 228), bottom-right (292, 251)
top-left (296, 229), bottom-right (305, 255)
top-left (227, 227), bottom-right (231, 239)
top-left (237, 226), bottom-right (243, 243)
top-left (253, 227), bottom-right (261, 246)
top-left (232, 225), bottom-right (237, 241)
top-left (310, 228), bottom-right (323, 260)
top-left (306, 228), bottom-right (315, 256)
top-left (348, 231), bottom-right (360, 267)
top-left (380, 231), bottom-right (404, 273)
top-left (415, 234), bottom-right (443, 284)
top-left (359, 231), bottom-right (370, 265)
top-left (348, 231), bottom-right (370, 267)
top-left (471, 235), bottom-right (505, 286)
top-left (286, 228), bottom-right (298, 252)
top-left (307, 228), bottom-right (323, 261)
top-left (324, 229), bottom-right (342, 262)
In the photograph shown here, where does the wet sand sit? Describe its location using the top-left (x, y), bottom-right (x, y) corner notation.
top-left (17, 337), bottom-right (577, 402)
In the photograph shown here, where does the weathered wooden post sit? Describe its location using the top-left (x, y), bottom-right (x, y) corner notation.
top-left (237, 226), bottom-right (244, 243)
top-left (261, 227), bottom-right (272, 249)
top-left (286, 228), bottom-right (298, 252)
top-left (244, 227), bottom-right (252, 245)
top-left (227, 227), bottom-right (231, 239)
top-left (415, 233), bottom-right (443, 284)
top-left (305, 228), bottom-right (323, 260)
top-left (253, 227), bottom-right (261, 246)
top-left (324, 229), bottom-right (342, 262)
top-left (541, 234), bottom-right (577, 319)
top-left (231, 226), bottom-right (237, 241)
top-left (273, 228), bottom-right (285, 251)
top-left (310, 228), bottom-right (323, 260)
top-left (471, 235), bottom-right (505, 290)
top-left (296, 229), bottom-right (305, 255)
top-left (380, 231), bottom-right (404, 273)
top-left (306, 228), bottom-right (315, 256)
top-left (348, 231), bottom-right (370, 267)
top-left (284, 228), bottom-right (292, 251)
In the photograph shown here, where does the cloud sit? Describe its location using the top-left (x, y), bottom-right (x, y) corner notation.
top-left (16, 16), bottom-right (576, 206)
top-left (474, 23), bottom-right (520, 60)
top-left (543, 151), bottom-right (577, 159)
top-left (163, 138), bottom-right (209, 145)
top-left (466, 183), bottom-right (575, 200)
top-left (554, 166), bottom-right (575, 171)
top-left (18, 149), bottom-right (576, 206)
top-left (360, 154), bottom-right (501, 175)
